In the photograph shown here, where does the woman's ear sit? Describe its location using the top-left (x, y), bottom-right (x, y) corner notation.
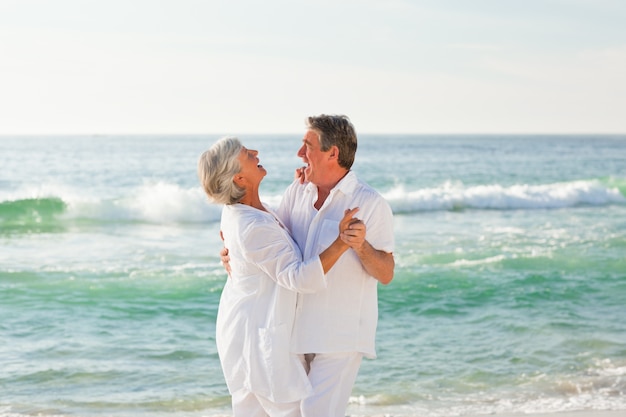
top-left (233, 174), bottom-right (245, 187)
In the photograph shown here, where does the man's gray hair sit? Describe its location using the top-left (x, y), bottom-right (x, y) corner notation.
top-left (306, 114), bottom-right (357, 169)
top-left (198, 136), bottom-right (246, 205)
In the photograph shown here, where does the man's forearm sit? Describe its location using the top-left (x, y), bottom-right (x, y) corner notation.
top-left (354, 240), bottom-right (394, 285)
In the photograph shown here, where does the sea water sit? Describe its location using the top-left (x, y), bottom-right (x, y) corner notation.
top-left (1, 134), bottom-right (625, 417)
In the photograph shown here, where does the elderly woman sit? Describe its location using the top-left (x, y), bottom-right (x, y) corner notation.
top-left (198, 137), bottom-right (359, 417)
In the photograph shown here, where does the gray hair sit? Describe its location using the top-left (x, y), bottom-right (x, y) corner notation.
top-left (197, 136), bottom-right (245, 205)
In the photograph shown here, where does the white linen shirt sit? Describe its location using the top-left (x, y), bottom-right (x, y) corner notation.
top-left (277, 171), bottom-right (395, 359)
top-left (216, 203), bottom-right (328, 402)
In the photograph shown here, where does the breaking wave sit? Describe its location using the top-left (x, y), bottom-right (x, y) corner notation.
top-left (1, 179), bottom-right (624, 231)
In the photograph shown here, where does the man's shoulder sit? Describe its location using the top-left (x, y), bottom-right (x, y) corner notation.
top-left (351, 175), bottom-right (385, 200)
top-left (346, 175), bottom-right (394, 222)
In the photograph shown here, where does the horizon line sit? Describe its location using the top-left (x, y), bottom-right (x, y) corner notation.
top-left (1, 131), bottom-right (625, 137)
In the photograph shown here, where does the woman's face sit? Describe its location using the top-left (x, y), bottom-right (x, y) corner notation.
top-left (236, 145), bottom-right (266, 186)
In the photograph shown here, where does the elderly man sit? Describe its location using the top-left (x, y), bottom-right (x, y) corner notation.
top-left (279, 114), bottom-right (394, 417)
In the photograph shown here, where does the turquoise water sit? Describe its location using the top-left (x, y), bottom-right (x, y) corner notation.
top-left (1, 135), bottom-right (625, 417)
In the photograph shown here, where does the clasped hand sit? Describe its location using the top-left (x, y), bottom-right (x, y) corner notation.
top-left (339, 208), bottom-right (366, 249)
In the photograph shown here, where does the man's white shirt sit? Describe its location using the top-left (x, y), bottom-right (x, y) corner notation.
top-left (277, 171), bottom-right (395, 358)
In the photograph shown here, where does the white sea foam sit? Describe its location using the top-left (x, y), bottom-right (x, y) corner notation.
top-left (449, 254), bottom-right (508, 267)
top-left (127, 181), bottom-right (217, 223)
top-left (383, 179), bottom-right (626, 213)
top-left (0, 181), bottom-right (222, 224)
top-left (2, 179), bottom-right (624, 225)
top-left (347, 383), bottom-right (626, 417)
top-left (0, 182), bottom-right (82, 203)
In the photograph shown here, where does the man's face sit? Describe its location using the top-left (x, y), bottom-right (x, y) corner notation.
top-left (297, 129), bottom-right (330, 185)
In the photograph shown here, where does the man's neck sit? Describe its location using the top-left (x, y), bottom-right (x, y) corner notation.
top-left (313, 170), bottom-right (350, 210)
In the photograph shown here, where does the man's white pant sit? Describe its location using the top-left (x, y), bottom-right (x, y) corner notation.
top-left (231, 389), bottom-right (301, 417)
top-left (300, 352), bottom-right (364, 417)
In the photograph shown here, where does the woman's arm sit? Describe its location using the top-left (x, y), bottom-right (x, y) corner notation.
top-left (318, 208), bottom-right (360, 273)
top-left (241, 208), bottom-right (360, 293)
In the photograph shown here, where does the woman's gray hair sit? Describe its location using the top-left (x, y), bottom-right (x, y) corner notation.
top-left (197, 136), bottom-right (245, 205)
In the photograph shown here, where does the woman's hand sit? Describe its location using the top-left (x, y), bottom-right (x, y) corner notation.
top-left (339, 208), bottom-right (366, 249)
top-left (295, 166), bottom-right (307, 184)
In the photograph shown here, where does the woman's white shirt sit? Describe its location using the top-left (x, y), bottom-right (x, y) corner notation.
top-left (216, 203), bottom-right (327, 402)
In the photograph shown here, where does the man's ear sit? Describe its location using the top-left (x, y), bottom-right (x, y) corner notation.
top-left (329, 145), bottom-right (340, 160)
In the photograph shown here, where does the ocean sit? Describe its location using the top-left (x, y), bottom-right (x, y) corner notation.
top-left (1, 134), bottom-right (625, 417)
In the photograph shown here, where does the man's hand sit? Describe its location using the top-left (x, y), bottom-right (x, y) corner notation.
top-left (340, 215), bottom-right (366, 250)
top-left (220, 247), bottom-right (231, 276)
top-left (339, 218), bottom-right (395, 285)
top-left (339, 210), bottom-right (395, 285)
top-left (338, 208), bottom-right (360, 235)
top-left (219, 230), bottom-right (232, 277)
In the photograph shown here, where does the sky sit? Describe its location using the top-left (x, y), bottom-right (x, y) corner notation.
top-left (0, 0), bottom-right (625, 134)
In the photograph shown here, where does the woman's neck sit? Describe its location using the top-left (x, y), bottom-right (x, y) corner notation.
top-left (238, 190), bottom-right (265, 211)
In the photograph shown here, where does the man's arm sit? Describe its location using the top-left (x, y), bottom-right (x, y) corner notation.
top-left (341, 222), bottom-right (394, 285)
top-left (355, 242), bottom-right (394, 285)
top-left (219, 246), bottom-right (231, 277)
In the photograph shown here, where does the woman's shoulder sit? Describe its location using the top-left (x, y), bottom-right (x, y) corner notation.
top-left (223, 204), bottom-right (274, 229)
